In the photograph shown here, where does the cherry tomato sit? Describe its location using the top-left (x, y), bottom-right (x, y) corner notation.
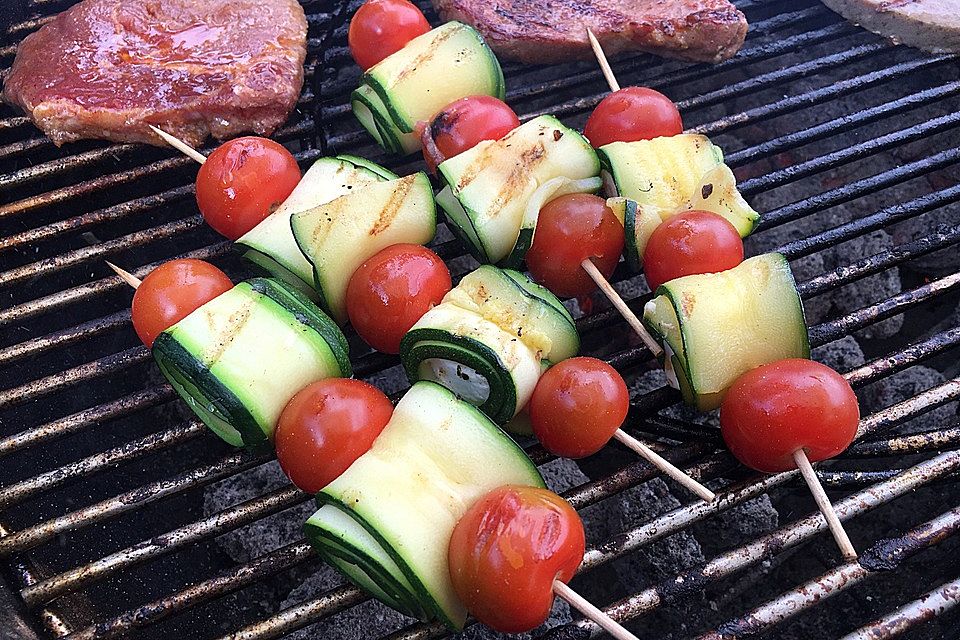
top-left (419, 96), bottom-right (520, 173)
top-left (275, 379), bottom-right (393, 493)
top-left (449, 485), bottom-right (585, 634)
top-left (525, 194), bottom-right (624, 298)
top-left (131, 259), bottom-right (233, 348)
top-left (529, 357), bottom-right (629, 458)
top-left (195, 137), bottom-right (301, 240)
top-left (642, 210), bottom-right (744, 291)
top-left (720, 359), bottom-right (860, 473)
top-left (346, 244), bottom-right (452, 354)
top-left (583, 87), bottom-right (683, 148)
top-left (348, 0), bottom-right (431, 71)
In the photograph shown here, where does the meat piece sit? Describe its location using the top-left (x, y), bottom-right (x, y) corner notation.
top-left (2, 0), bottom-right (307, 147)
top-left (431, 0), bottom-right (748, 64)
top-left (819, 0), bottom-right (960, 53)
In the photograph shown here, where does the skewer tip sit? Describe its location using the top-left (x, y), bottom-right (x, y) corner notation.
top-left (148, 125), bottom-right (207, 165)
top-left (105, 261), bottom-right (142, 290)
top-left (793, 449), bottom-right (858, 561)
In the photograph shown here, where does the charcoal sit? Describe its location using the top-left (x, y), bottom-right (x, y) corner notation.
top-left (859, 365), bottom-right (958, 435)
top-left (282, 567), bottom-right (410, 640)
top-left (540, 457), bottom-right (590, 494)
top-left (811, 335), bottom-right (866, 371)
top-left (362, 363), bottom-right (411, 396)
top-left (462, 600), bottom-right (573, 640)
top-left (692, 492), bottom-right (778, 556)
top-left (202, 461), bottom-right (313, 563)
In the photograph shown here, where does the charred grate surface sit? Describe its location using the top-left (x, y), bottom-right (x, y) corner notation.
top-left (1, 0), bottom-right (959, 639)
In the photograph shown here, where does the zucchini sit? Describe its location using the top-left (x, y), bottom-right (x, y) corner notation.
top-left (290, 172), bottom-right (437, 324)
top-left (598, 135), bottom-right (759, 269)
top-left (307, 381), bottom-right (544, 629)
top-left (400, 266), bottom-right (578, 423)
top-left (236, 156), bottom-right (396, 291)
top-left (354, 22), bottom-right (505, 155)
top-left (437, 115), bottom-right (601, 265)
top-left (152, 278), bottom-right (350, 447)
top-left (642, 253), bottom-right (810, 411)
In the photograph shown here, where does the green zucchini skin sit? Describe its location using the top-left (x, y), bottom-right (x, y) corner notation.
top-left (307, 381), bottom-right (544, 629)
top-left (152, 277), bottom-right (350, 447)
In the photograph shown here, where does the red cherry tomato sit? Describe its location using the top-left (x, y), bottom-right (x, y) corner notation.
top-left (642, 210), bottom-right (744, 291)
top-left (720, 359), bottom-right (860, 473)
top-left (275, 379), bottom-right (393, 493)
top-left (195, 137), bottom-right (301, 240)
top-left (525, 193), bottom-right (624, 298)
top-left (449, 485), bottom-right (585, 634)
top-left (131, 259), bottom-right (233, 348)
top-left (348, 0), bottom-right (431, 71)
top-left (346, 244), bottom-right (452, 354)
top-left (583, 87), bottom-right (683, 148)
top-left (529, 357), bottom-right (629, 458)
top-left (419, 96), bottom-right (520, 173)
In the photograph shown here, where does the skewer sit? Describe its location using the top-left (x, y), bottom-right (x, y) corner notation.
top-left (612, 429), bottom-right (715, 502)
top-left (106, 261), bottom-right (141, 289)
top-left (552, 580), bottom-right (639, 640)
top-left (793, 449), bottom-right (858, 561)
top-left (580, 259), bottom-right (662, 358)
top-left (586, 28), bottom-right (620, 93)
top-left (148, 125), bottom-right (207, 164)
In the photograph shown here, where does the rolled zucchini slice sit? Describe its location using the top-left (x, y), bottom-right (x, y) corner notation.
top-left (152, 278), bottom-right (351, 447)
top-left (400, 265), bottom-right (578, 423)
top-left (236, 156), bottom-right (397, 292)
top-left (306, 381), bottom-right (544, 629)
top-left (598, 134), bottom-right (760, 270)
top-left (436, 115), bottom-right (601, 265)
top-left (290, 172), bottom-right (437, 324)
top-left (642, 253), bottom-right (810, 411)
top-left (353, 22), bottom-right (505, 155)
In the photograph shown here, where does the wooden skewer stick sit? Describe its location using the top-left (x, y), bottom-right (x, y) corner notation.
top-left (106, 261), bottom-right (141, 289)
top-left (613, 430), bottom-right (715, 502)
top-left (580, 258), bottom-right (662, 358)
top-left (586, 28), bottom-right (620, 93)
top-left (553, 580), bottom-right (639, 640)
top-left (793, 449), bottom-right (858, 561)
top-left (148, 125), bottom-right (207, 165)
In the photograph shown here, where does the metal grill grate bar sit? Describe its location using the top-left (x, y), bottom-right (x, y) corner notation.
top-left (839, 576), bottom-right (960, 640)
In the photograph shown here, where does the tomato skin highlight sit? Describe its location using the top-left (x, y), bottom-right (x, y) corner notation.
top-left (195, 137), bottom-right (301, 240)
top-left (720, 359), bottom-right (860, 473)
top-left (421, 96), bottom-right (520, 173)
top-left (449, 485), bottom-right (585, 634)
top-left (530, 357), bottom-right (629, 458)
top-left (525, 194), bottom-right (624, 299)
top-left (346, 244), bottom-right (452, 354)
top-left (584, 87), bottom-right (683, 148)
top-left (348, 0), bottom-right (431, 71)
top-left (132, 259), bottom-right (233, 348)
top-left (642, 210), bottom-right (744, 291)
top-left (275, 379), bottom-right (393, 493)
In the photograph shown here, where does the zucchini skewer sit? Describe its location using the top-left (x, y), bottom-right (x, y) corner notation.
top-left (585, 32), bottom-right (856, 559)
top-left (107, 262), bottom-right (351, 448)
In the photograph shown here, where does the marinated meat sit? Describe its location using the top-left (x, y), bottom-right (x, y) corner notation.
top-left (431, 0), bottom-right (748, 64)
top-left (2, 0), bottom-right (307, 147)
top-left (819, 0), bottom-right (960, 53)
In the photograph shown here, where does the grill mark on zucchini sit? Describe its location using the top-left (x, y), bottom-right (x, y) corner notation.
top-left (200, 298), bottom-right (255, 365)
top-left (389, 26), bottom-right (458, 85)
top-left (370, 178), bottom-right (414, 236)
top-left (487, 143), bottom-right (546, 219)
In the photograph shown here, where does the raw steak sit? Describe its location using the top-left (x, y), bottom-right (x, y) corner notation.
top-left (431, 0), bottom-right (748, 64)
top-left (2, 0), bottom-right (308, 147)
top-left (819, 0), bottom-right (960, 53)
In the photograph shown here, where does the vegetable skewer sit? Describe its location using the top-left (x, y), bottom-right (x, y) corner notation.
top-left (583, 36), bottom-right (858, 559)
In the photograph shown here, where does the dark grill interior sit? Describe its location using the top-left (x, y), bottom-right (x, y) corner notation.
top-left (2, 0), bottom-right (960, 639)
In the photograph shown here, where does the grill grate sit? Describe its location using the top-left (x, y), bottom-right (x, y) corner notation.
top-left (2, 0), bottom-right (960, 639)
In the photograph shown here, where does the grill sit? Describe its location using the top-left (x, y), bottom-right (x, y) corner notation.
top-left (1, 0), bottom-right (960, 638)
